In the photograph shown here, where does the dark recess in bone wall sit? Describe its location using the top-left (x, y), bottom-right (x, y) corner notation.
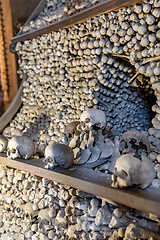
top-left (96, 61), bottom-right (156, 137)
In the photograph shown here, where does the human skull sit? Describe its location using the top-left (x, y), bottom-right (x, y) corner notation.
top-left (64, 121), bottom-right (80, 142)
top-left (0, 135), bottom-right (8, 152)
top-left (124, 223), bottom-right (146, 239)
top-left (24, 202), bottom-right (38, 222)
top-left (7, 136), bottom-right (35, 159)
top-left (38, 208), bottom-right (52, 228)
top-left (3, 127), bottom-right (13, 139)
top-left (111, 153), bottom-right (156, 189)
top-left (80, 108), bottom-right (107, 132)
top-left (39, 133), bottom-right (51, 146)
top-left (37, 133), bottom-right (51, 154)
top-left (119, 130), bottom-right (151, 157)
top-left (44, 142), bottom-right (74, 169)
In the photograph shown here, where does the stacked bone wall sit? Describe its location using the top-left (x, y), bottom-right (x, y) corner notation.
top-left (12, 0), bottom-right (160, 141)
top-left (22, 0), bottom-right (112, 33)
top-left (1, 0), bottom-right (160, 238)
top-left (0, 164), bottom-right (160, 240)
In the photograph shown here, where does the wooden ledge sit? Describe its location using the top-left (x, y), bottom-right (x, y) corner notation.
top-left (0, 75), bottom-right (25, 132)
top-left (10, 0), bottom-right (142, 53)
top-left (0, 153), bottom-right (160, 217)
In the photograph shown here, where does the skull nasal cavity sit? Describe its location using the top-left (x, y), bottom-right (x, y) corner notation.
top-left (68, 133), bottom-right (73, 139)
top-left (48, 157), bottom-right (53, 163)
top-left (12, 149), bottom-right (16, 154)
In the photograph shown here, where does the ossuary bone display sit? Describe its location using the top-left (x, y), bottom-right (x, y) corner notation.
top-left (1, 0), bottom-right (160, 238)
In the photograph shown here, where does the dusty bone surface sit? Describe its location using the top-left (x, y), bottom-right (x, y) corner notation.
top-left (7, 136), bottom-right (35, 160)
top-left (2, 0), bottom-right (160, 186)
top-left (111, 153), bottom-right (156, 189)
top-left (13, 0), bottom-right (159, 142)
top-left (21, 0), bottom-right (111, 33)
top-left (44, 142), bottom-right (74, 169)
top-left (0, 164), bottom-right (160, 239)
top-left (2, 0), bottom-right (160, 237)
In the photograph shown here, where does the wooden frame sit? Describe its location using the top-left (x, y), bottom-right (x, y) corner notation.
top-left (0, 75), bottom-right (25, 132)
top-left (0, 0), bottom-right (18, 109)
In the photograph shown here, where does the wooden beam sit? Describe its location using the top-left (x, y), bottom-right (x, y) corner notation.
top-left (0, 75), bottom-right (25, 132)
top-left (10, 0), bottom-right (142, 53)
top-left (1, 0), bottom-right (18, 109)
top-left (0, 154), bottom-right (160, 217)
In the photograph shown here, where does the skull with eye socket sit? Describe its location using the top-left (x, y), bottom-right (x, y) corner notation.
top-left (80, 108), bottom-right (107, 132)
top-left (37, 133), bottom-right (51, 155)
top-left (64, 121), bottom-right (80, 143)
top-left (0, 135), bottom-right (8, 152)
top-left (119, 130), bottom-right (151, 158)
top-left (23, 202), bottom-right (38, 222)
top-left (7, 136), bottom-right (35, 159)
top-left (44, 142), bottom-right (74, 170)
top-left (111, 153), bottom-right (156, 189)
top-left (3, 127), bottom-right (12, 139)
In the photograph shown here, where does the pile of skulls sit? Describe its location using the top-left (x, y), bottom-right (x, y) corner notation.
top-left (1, 107), bottom-right (158, 190)
top-left (0, 164), bottom-right (160, 240)
top-left (63, 108), bottom-right (157, 189)
top-left (1, 0), bottom-right (160, 238)
top-left (111, 130), bottom-right (156, 189)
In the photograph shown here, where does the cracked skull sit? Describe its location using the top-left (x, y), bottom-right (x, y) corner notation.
top-left (119, 130), bottom-right (151, 157)
top-left (80, 108), bottom-right (107, 132)
top-left (7, 136), bottom-right (35, 159)
top-left (111, 153), bottom-right (156, 189)
top-left (44, 142), bottom-right (74, 169)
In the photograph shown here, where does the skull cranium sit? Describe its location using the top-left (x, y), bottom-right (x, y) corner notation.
top-left (24, 202), bottom-right (38, 222)
top-left (44, 142), bottom-right (74, 169)
top-left (37, 133), bottom-right (51, 154)
top-left (0, 135), bottom-right (8, 152)
top-left (64, 121), bottom-right (80, 142)
top-left (38, 208), bottom-right (52, 228)
top-left (111, 153), bottom-right (156, 189)
top-left (3, 127), bottom-right (12, 139)
top-left (80, 108), bottom-right (107, 132)
top-left (39, 133), bottom-right (51, 146)
top-left (119, 130), bottom-right (151, 157)
top-left (7, 136), bottom-right (35, 159)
